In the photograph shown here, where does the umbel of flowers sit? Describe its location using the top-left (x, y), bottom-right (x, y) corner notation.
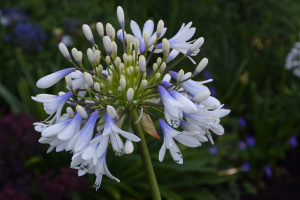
top-left (32, 6), bottom-right (230, 197)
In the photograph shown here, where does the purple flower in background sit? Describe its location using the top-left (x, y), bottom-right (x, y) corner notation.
top-left (64, 17), bottom-right (82, 35)
top-left (0, 7), bottom-right (28, 26)
top-left (238, 117), bottom-right (246, 127)
top-left (203, 70), bottom-right (213, 79)
top-left (242, 162), bottom-right (251, 172)
top-left (14, 23), bottom-right (45, 51)
top-left (288, 135), bottom-right (297, 148)
top-left (239, 141), bottom-right (246, 150)
top-left (264, 165), bottom-right (272, 177)
top-left (209, 146), bottom-right (218, 154)
top-left (246, 136), bottom-right (256, 147)
top-left (209, 86), bottom-right (217, 97)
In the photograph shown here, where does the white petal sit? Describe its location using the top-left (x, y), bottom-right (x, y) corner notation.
top-left (130, 20), bottom-right (142, 40)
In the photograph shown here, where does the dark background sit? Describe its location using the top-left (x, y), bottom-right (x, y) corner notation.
top-left (0, 0), bottom-right (300, 199)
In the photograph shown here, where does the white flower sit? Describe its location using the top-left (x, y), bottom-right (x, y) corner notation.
top-left (103, 36), bottom-right (113, 56)
top-left (36, 68), bottom-right (74, 89)
top-left (169, 71), bottom-right (220, 108)
top-left (89, 112), bottom-right (141, 156)
top-left (32, 91), bottom-right (74, 124)
top-left (129, 20), bottom-right (167, 53)
top-left (74, 111), bottom-right (99, 152)
top-left (158, 85), bottom-right (184, 127)
top-left (193, 58), bottom-right (208, 76)
top-left (158, 119), bottom-right (200, 164)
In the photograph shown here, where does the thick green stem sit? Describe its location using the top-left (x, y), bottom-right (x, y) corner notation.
top-left (131, 109), bottom-right (161, 200)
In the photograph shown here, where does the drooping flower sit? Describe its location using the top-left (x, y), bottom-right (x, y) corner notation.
top-left (158, 119), bottom-right (200, 164)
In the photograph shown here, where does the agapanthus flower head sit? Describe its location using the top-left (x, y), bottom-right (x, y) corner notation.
top-left (14, 23), bottom-right (45, 51)
top-left (285, 34), bottom-right (300, 78)
top-left (32, 6), bottom-right (230, 191)
top-left (242, 162), bottom-right (251, 172)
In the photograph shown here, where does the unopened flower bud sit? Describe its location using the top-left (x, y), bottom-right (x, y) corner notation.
top-left (94, 82), bottom-right (100, 92)
top-left (105, 56), bottom-right (110, 64)
top-left (156, 20), bottom-right (164, 38)
top-left (96, 22), bottom-right (104, 39)
top-left (156, 73), bottom-right (161, 80)
top-left (85, 83), bottom-right (91, 92)
top-left (82, 24), bottom-right (95, 44)
top-left (76, 105), bottom-right (88, 119)
top-left (71, 48), bottom-right (82, 65)
top-left (120, 78), bottom-right (126, 90)
top-left (117, 6), bottom-right (125, 28)
top-left (135, 66), bottom-right (140, 73)
top-left (148, 36), bottom-right (157, 47)
top-left (111, 27), bottom-right (115, 41)
top-left (126, 68), bottom-right (131, 75)
top-left (193, 58), bottom-right (208, 76)
top-left (65, 76), bottom-right (72, 89)
top-left (101, 83), bottom-right (105, 89)
top-left (87, 48), bottom-right (95, 65)
top-left (139, 55), bottom-right (146, 74)
top-left (94, 50), bottom-right (101, 64)
top-left (157, 57), bottom-right (162, 66)
top-left (177, 69), bottom-right (184, 82)
top-left (112, 41), bottom-right (117, 55)
top-left (106, 23), bottom-right (113, 38)
top-left (97, 65), bottom-right (103, 75)
top-left (120, 63), bottom-right (125, 71)
top-left (153, 63), bottom-right (157, 71)
top-left (186, 37), bottom-right (204, 56)
top-left (107, 75), bottom-right (112, 83)
top-left (192, 91), bottom-right (211, 103)
top-left (103, 36), bottom-right (113, 56)
top-left (127, 88), bottom-right (134, 102)
top-left (66, 107), bottom-right (74, 118)
top-left (83, 72), bottom-right (93, 87)
top-left (163, 74), bottom-right (171, 82)
top-left (134, 39), bottom-right (140, 52)
top-left (124, 139), bottom-right (134, 154)
top-left (160, 62), bottom-right (166, 72)
top-left (115, 57), bottom-right (121, 68)
top-left (144, 32), bottom-right (149, 46)
top-left (141, 80), bottom-right (148, 89)
top-left (143, 73), bottom-right (147, 79)
top-left (128, 55), bottom-right (133, 64)
top-left (126, 34), bottom-right (131, 46)
top-left (123, 54), bottom-right (128, 64)
top-left (107, 105), bottom-right (118, 120)
top-left (59, 43), bottom-right (71, 61)
top-left (121, 75), bottom-right (125, 79)
top-left (117, 29), bottom-right (126, 41)
top-left (109, 90), bottom-right (113, 94)
top-left (129, 66), bottom-right (134, 74)
top-left (162, 38), bottom-right (169, 54)
top-left (185, 72), bottom-right (192, 78)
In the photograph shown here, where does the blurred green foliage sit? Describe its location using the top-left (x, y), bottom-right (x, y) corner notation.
top-left (1, 0), bottom-right (300, 199)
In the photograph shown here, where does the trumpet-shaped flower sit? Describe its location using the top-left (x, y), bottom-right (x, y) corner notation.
top-left (158, 119), bottom-right (200, 164)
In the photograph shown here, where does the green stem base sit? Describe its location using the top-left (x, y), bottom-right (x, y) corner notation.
top-left (131, 109), bottom-right (161, 200)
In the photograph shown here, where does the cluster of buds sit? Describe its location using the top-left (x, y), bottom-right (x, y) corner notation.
top-left (32, 6), bottom-right (230, 191)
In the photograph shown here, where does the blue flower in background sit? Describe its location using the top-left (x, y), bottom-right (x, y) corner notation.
top-left (238, 117), bottom-right (246, 127)
top-left (209, 86), bottom-right (217, 97)
top-left (0, 7), bottom-right (28, 26)
top-left (264, 165), bottom-right (272, 177)
top-left (246, 136), bottom-right (256, 147)
top-left (239, 141), bottom-right (246, 150)
top-left (64, 17), bottom-right (82, 35)
top-left (242, 162), bottom-right (251, 172)
top-left (209, 146), bottom-right (218, 154)
top-left (288, 135), bottom-right (297, 148)
top-left (14, 23), bottom-right (45, 51)
top-left (203, 70), bottom-right (213, 79)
